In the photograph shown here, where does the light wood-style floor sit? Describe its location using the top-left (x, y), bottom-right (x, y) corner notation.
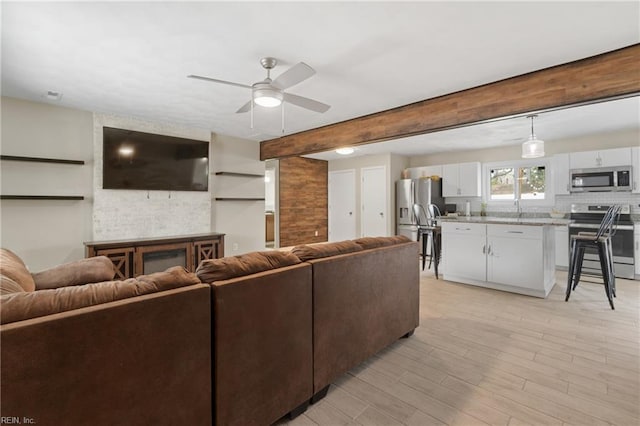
top-left (280, 267), bottom-right (640, 426)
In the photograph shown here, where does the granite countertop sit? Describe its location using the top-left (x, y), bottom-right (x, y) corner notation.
top-left (437, 215), bottom-right (572, 226)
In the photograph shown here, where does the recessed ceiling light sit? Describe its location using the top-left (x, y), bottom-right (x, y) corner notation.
top-left (336, 147), bottom-right (355, 155)
top-left (45, 91), bottom-right (63, 101)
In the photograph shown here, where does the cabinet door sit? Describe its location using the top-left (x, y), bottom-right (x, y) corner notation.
top-left (632, 147), bottom-right (640, 193)
top-left (458, 162), bottom-right (481, 197)
top-left (570, 150), bottom-right (599, 169)
top-left (554, 226), bottom-right (568, 268)
top-left (442, 223), bottom-right (486, 281)
top-left (488, 234), bottom-right (543, 288)
top-left (442, 164), bottom-right (459, 197)
top-left (553, 153), bottom-right (570, 195)
top-left (600, 147), bottom-right (632, 167)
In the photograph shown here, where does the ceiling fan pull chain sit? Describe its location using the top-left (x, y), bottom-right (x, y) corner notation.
top-left (250, 98), bottom-right (254, 129)
top-left (281, 101), bottom-right (285, 134)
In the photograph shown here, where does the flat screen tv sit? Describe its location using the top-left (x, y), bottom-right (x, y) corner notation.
top-left (103, 127), bottom-right (209, 191)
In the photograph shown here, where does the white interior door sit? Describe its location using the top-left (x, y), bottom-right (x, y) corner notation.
top-left (361, 166), bottom-right (388, 237)
top-left (329, 169), bottom-right (357, 241)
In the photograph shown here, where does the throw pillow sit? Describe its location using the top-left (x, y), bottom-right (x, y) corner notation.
top-left (0, 248), bottom-right (36, 292)
top-left (0, 275), bottom-right (25, 295)
top-left (354, 235), bottom-right (412, 250)
top-left (291, 240), bottom-right (363, 261)
top-left (32, 256), bottom-right (116, 290)
top-left (196, 251), bottom-right (301, 283)
top-left (0, 266), bottom-right (201, 325)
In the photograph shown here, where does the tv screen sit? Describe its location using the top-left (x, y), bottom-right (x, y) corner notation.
top-left (103, 127), bottom-right (209, 191)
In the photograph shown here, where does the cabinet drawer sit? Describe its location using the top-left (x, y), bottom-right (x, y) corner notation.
top-left (487, 224), bottom-right (541, 239)
top-left (442, 222), bottom-right (485, 235)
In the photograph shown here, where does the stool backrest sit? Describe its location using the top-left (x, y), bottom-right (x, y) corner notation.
top-left (427, 204), bottom-right (441, 226)
top-left (412, 204), bottom-right (429, 228)
top-left (595, 205), bottom-right (622, 239)
top-left (413, 203), bottom-right (441, 228)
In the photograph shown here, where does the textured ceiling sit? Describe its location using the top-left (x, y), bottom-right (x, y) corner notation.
top-left (2, 1), bottom-right (639, 154)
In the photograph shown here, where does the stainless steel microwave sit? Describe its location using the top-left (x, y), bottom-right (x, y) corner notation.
top-left (570, 166), bottom-right (632, 192)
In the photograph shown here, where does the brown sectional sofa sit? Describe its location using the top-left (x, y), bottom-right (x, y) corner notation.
top-left (1, 236), bottom-right (419, 426)
top-left (0, 249), bottom-right (212, 426)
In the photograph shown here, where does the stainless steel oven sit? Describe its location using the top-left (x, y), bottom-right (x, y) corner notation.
top-left (568, 204), bottom-right (635, 279)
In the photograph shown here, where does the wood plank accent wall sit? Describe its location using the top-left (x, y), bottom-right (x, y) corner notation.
top-left (279, 157), bottom-right (328, 247)
top-left (261, 44), bottom-right (640, 160)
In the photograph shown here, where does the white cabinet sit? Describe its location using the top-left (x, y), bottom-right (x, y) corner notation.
top-left (570, 147), bottom-right (632, 169)
top-left (635, 225), bottom-right (640, 277)
top-left (442, 162), bottom-right (481, 197)
top-left (554, 226), bottom-right (569, 268)
top-left (442, 222), bottom-right (556, 297)
top-left (632, 146), bottom-right (640, 193)
top-left (441, 222), bottom-right (486, 281)
top-left (552, 153), bottom-right (570, 195)
top-left (487, 225), bottom-right (543, 288)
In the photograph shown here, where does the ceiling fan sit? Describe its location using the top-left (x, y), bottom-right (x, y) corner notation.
top-left (188, 57), bottom-right (330, 114)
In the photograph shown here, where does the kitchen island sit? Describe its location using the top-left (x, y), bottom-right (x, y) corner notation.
top-left (439, 216), bottom-right (567, 298)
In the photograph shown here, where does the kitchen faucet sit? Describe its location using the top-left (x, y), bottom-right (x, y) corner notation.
top-left (514, 198), bottom-right (522, 217)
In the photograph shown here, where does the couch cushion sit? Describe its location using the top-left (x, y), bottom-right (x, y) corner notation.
top-left (196, 251), bottom-right (301, 283)
top-left (32, 256), bottom-right (116, 290)
top-left (353, 235), bottom-right (412, 250)
top-left (0, 249), bottom-right (35, 292)
top-left (291, 240), bottom-right (363, 261)
top-left (1, 276), bottom-right (25, 295)
top-left (0, 266), bottom-right (200, 325)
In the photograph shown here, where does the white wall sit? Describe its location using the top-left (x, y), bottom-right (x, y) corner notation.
top-left (92, 113), bottom-right (211, 240)
top-left (211, 133), bottom-right (265, 254)
top-left (407, 128), bottom-right (640, 215)
top-left (1, 97), bottom-right (94, 271)
top-left (409, 128), bottom-right (639, 166)
top-left (1, 96), bottom-right (266, 270)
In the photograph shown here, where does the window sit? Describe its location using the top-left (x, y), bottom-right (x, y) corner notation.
top-left (519, 166), bottom-right (545, 200)
top-left (490, 168), bottom-right (515, 200)
top-left (486, 160), bottom-right (550, 204)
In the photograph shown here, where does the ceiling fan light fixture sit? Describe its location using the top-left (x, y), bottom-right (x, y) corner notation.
top-left (253, 84), bottom-right (283, 108)
top-left (521, 115), bottom-right (545, 158)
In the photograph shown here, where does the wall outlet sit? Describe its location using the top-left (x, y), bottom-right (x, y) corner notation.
top-left (232, 243), bottom-right (239, 251)
top-left (314, 230), bottom-right (319, 237)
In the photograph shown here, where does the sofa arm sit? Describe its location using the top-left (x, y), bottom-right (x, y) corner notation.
top-left (32, 256), bottom-right (115, 290)
top-left (1, 284), bottom-right (212, 426)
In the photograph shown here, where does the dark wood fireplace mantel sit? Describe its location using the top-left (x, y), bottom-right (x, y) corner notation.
top-left (85, 232), bottom-right (225, 280)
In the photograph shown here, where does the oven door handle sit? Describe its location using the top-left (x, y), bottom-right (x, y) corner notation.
top-left (569, 224), bottom-right (600, 229)
top-left (569, 223), bottom-right (634, 231)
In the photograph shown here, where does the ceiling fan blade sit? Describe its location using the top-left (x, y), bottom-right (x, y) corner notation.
top-left (236, 100), bottom-right (252, 114)
top-left (284, 93), bottom-right (330, 113)
top-left (272, 62), bottom-right (315, 89)
top-left (187, 75), bottom-right (252, 89)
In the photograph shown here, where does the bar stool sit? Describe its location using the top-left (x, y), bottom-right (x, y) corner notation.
top-left (565, 205), bottom-right (621, 310)
top-left (412, 204), bottom-right (442, 278)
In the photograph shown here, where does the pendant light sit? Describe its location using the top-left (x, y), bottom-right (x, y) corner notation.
top-left (522, 114), bottom-right (545, 158)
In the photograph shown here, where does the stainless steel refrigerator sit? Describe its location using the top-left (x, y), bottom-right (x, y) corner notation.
top-left (396, 178), bottom-right (445, 252)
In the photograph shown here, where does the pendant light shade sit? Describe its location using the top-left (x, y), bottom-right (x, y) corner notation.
top-left (522, 115), bottom-right (545, 158)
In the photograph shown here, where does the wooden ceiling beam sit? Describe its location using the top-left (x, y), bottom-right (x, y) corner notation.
top-left (260, 44), bottom-right (640, 161)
